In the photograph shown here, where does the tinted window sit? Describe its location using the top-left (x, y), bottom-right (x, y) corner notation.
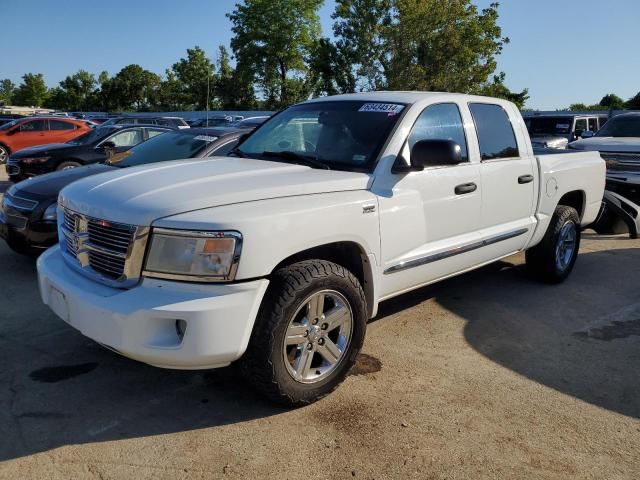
top-left (147, 128), bottom-right (168, 139)
top-left (525, 116), bottom-right (573, 135)
top-left (112, 131), bottom-right (218, 167)
top-left (107, 128), bottom-right (144, 147)
top-left (588, 118), bottom-right (598, 132)
top-left (50, 120), bottom-right (76, 130)
top-left (19, 120), bottom-right (48, 132)
top-left (408, 103), bottom-right (468, 161)
top-left (208, 138), bottom-right (239, 157)
top-left (596, 115), bottom-right (640, 137)
top-left (469, 103), bottom-right (519, 160)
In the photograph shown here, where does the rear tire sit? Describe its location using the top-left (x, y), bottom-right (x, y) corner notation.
top-left (57, 161), bottom-right (81, 171)
top-left (242, 260), bottom-right (367, 407)
top-left (526, 205), bottom-right (581, 283)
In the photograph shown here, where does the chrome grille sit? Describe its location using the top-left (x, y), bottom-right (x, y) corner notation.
top-left (60, 207), bottom-right (149, 286)
top-left (600, 151), bottom-right (640, 172)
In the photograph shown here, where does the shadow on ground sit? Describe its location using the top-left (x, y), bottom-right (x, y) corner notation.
top-left (378, 243), bottom-right (640, 420)
top-left (0, 239), bottom-right (639, 461)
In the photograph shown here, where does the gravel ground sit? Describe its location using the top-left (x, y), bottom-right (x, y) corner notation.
top-left (0, 173), bottom-right (639, 478)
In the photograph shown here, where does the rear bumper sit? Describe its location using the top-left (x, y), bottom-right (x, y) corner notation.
top-left (38, 246), bottom-right (270, 369)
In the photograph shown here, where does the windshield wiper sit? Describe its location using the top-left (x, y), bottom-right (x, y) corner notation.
top-left (229, 147), bottom-right (248, 158)
top-left (261, 151), bottom-right (330, 170)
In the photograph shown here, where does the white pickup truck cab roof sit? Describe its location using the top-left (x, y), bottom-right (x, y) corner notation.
top-left (38, 92), bottom-right (606, 406)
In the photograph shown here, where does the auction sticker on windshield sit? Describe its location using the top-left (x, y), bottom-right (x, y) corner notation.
top-left (358, 103), bottom-right (405, 114)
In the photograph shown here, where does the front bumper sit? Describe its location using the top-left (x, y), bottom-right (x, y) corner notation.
top-left (38, 246), bottom-right (270, 369)
top-left (0, 209), bottom-right (57, 253)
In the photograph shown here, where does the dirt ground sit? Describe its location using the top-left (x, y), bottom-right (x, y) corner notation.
top-left (0, 171), bottom-right (639, 479)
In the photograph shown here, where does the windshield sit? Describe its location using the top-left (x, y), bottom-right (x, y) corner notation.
top-left (235, 101), bottom-right (405, 171)
top-left (525, 117), bottom-right (573, 136)
top-left (66, 127), bottom-right (113, 145)
top-left (108, 130), bottom-right (217, 167)
top-left (99, 118), bottom-right (120, 127)
top-left (0, 119), bottom-right (20, 131)
top-left (595, 116), bottom-right (640, 137)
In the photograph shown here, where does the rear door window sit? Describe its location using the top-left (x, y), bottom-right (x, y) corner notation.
top-left (107, 128), bottom-right (144, 147)
top-left (469, 103), bottom-right (519, 160)
top-left (50, 120), bottom-right (76, 130)
top-left (574, 118), bottom-right (588, 135)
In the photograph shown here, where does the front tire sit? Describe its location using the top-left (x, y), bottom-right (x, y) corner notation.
top-left (526, 205), bottom-right (581, 283)
top-left (57, 161), bottom-right (81, 171)
top-left (0, 144), bottom-right (10, 164)
top-left (243, 260), bottom-right (367, 407)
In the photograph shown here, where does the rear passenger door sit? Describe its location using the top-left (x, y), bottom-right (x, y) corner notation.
top-left (470, 102), bottom-right (537, 259)
top-left (48, 119), bottom-right (78, 143)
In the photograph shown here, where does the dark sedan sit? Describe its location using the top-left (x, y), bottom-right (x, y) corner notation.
top-left (0, 127), bottom-right (251, 255)
top-left (6, 124), bottom-right (174, 182)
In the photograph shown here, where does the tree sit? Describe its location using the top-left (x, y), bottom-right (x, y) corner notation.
top-left (477, 72), bottom-right (529, 109)
top-left (307, 38), bottom-right (357, 96)
top-left (627, 92), bottom-right (640, 110)
top-left (99, 64), bottom-right (161, 111)
top-left (214, 45), bottom-right (257, 110)
top-left (169, 46), bottom-right (216, 110)
top-left (332, 0), bottom-right (392, 91)
top-left (50, 70), bottom-right (98, 110)
top-left (13, 73), bottom-right (49, 107)
top-left (568, 103), bottom-right (589, 111)
top-left (599, 93), bottom-right (625, 110)
top-left (385, 0), bottom-right (509, 92)
top-left (228, 0), bottom-right (323, 109)
top-left (0, 79), bottom-right (16, 105)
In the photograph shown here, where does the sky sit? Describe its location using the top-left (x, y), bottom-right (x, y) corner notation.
top-left (2, 0), bottom-right (639, 110)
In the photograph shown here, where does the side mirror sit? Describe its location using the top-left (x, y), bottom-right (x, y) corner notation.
top-left (100, 141), bottom-right (116, 157)
top-left (581, 130), bottom-right (595, 138)
top-left (410, 139), bottom-right (463, 169)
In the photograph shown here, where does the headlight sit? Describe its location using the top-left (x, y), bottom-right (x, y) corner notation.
top-left (21, 156), bottom-right (50, 164)
top-left (42, 203), bottom-right (57, 221)
top-left (143, 229), bottom-right (242, 282)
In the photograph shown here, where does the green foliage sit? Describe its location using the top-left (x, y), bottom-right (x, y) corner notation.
top-left (13, 73), bottom-right (49, 107)
top-left (100, 64), bottom-right (161, 111)
top-left (169, 46), bottom-right (216, 110)
top-left (626, 92), bottom-right (640, 110)
top-left (477, 72), bottom-right (529, 109)
top-left (0, 79), bottom-right (16, 105)
top-left (215, 45), bottom-right (257, 110)
top-left (47, 70), bottom-right (98, 110)
top-left (228, 0), bottom-right (323, 109)
top-left (599, 93), bottom-right (625, 110)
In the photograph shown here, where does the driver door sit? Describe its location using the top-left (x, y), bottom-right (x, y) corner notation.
top-left (12, 119), bottom-right (48, 150)
top-left (374, 102), bottom-right (483, 299)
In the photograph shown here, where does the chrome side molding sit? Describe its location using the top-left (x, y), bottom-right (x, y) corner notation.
top-left (383, 228), bottom-right (529, 275)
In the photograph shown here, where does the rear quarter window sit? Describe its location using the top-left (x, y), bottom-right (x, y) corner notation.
top-left (469, 103), bottom-right (519, 160)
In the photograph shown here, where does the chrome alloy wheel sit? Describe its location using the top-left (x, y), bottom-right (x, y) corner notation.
top-left (555, 221), bottom-right (577, 272)
top-left (0, 146), bottom-right (8, 164)
top-left (282, 289), bottom-right (353, 384)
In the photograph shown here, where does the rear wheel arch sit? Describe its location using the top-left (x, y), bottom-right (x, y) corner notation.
top-left (270, 241), bottom-right (375, 318)
top-left (557, 190), bottom-right (586, 221)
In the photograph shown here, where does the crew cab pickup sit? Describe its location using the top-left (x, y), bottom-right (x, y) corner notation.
top-left (37, 93), bottom-right (605, 406)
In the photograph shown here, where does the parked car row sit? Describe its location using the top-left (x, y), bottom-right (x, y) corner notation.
top-left (15, 92), bottom-right (606, 406)
top-left (1, 126), bottom-right (251, 254)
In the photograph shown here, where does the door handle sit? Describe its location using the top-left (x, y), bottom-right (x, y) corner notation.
top-left (518, 174), bottom-right (534, 184)
top-left (454, 182), bottom-right (477, 195)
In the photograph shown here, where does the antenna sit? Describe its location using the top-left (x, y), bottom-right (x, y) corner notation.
top-left (205, 69), bottom-right (210, 124)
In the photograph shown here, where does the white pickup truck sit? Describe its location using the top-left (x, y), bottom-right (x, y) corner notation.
top-left (37, 92), bottom-right (605, 406)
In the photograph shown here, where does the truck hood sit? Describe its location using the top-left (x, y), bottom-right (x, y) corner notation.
top-left (60, 157), bottom-right (372, 225)
top-left (569, 137), bottom-right (640, 152)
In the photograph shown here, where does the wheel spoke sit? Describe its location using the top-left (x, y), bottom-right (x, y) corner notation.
top-left (324, 304), bottom-right (349, 331)
top-left (286, 324), bottom-right (308, 345)
top-left (294, 347), bottom-right (315, 380)
top-left (317, 338), bottom-right (341, 365)
top-left (307, 293), bottom-right (325, 322)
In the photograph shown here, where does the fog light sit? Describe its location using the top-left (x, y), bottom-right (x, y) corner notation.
top-left (175, 319), bottom-right (187, 341)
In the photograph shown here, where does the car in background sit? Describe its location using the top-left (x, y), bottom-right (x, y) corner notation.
top-left (0, 127), bottom-right (251, 254)
top-left (188, 116), bottom-right (232, 127)
top-left (570, 112), bottom-right (640, 205)
top-left (100, 116), bottom-right (189, 129)
top-left (0, 116), bottom-right (91, 164)
top-left (6, 124), bottom-right (174, 182)
top-left (523, 112), bottom-right (608, 149)
top-left (227, 115), bottom-right (270, 128)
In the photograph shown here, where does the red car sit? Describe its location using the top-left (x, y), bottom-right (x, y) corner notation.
top-left (0, 117), bottom-right (91, 164)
